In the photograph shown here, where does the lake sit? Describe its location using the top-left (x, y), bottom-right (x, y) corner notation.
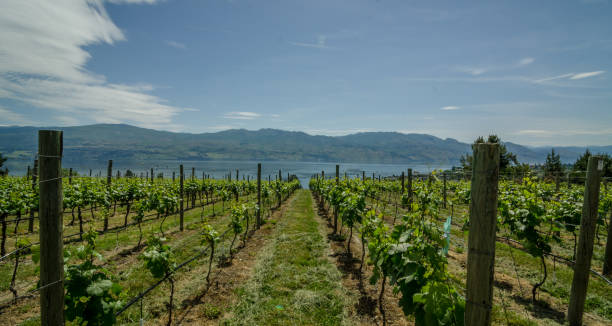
top-left (8, 160), bottom-right (453, 188)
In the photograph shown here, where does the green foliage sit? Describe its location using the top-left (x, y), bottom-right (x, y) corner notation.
top-left (64, 230), bottom-right (124, 326)
top-left (140, 236), bottom-right (174, 278)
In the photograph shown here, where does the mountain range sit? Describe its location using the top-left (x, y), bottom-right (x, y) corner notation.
top-left (1, 124), bottom-right (611, 169)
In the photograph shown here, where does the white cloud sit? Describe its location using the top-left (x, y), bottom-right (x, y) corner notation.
top-left (517, 57), bottom-right (535, 66)
top-left (223, 111), bottom-right (261, 120)
top-left (0, 0), bottom-right (183, 128)
top-left (108, 0), bottom-right (162, 4)
top-left (533, 73), bottom-right (575, 83)
top-left (570, 70), bottom-right (605, 79)
top-left (290, 35), bottom-right (329, 49)
top-left (455, 66), bottom-right (487, 76)
top-left (165, 40), bottom-right (186, 50)
top-left (441, 106), bottom-right (460, 111)
top-left (270, 114), bottom-right (281, 118)
top-left (0, 106), bottom-right (33, 125)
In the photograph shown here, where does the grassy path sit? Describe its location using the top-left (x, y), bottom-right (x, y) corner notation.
top-left (224, 189), bottom-right (350, 326)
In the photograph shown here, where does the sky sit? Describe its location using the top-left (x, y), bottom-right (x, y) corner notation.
top-left (0, 0), bottom-right (611, 146)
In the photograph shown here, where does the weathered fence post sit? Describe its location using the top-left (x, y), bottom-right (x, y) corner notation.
top-left (279, 169), bottom-right (282, 182)
top-left (150, 168), bottom-right (154, 183)
top-left (465, 143), bottom-right (500, 326)
top-left (362, 171), bottom-right (365, 181)
top-left (257, 163), bottom-right (261, 229)
top-left (334, 164), bottom-right (339, 234)
top-left (443, 172), bottom-right (447, 209)
top-left (604, 208), bottom-right (612, 275)
top-left (180, 165), bottom-right (184, 231)
top-left (68, 167), bottom-right (72, 184)
top-left (568, 156), bottom-right (604, 325)
top-left (38, 130), bottom-right (64, 326)
top-left (401, 171), bottom-right (405, 193)
top-left (172, 171), bottom-right (175, 182)
top-left (104, 160), bottom-right (112, 231)
top-left (29, 159), bottom-right (38, 232)
top-left (192, 167), bottom-right (195, 180)
top-left (407, 169), bottom-right (413, 209)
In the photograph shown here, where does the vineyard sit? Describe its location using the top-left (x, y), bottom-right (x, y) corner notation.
top-left (0, 133), bottom-right (611, 326)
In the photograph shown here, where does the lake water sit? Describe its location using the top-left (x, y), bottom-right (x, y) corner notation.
top-left (9, 160), bottom-right (453, 188)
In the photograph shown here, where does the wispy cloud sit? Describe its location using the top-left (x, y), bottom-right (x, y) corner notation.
top-left (108, 0), bottom-right (162, 4)
top-left (0, 0), bottom-right (183, 129)
top-left (534, 71), bottom-right (605, 83)
top-left (517, 57), bottom-right (535, 66)
top-left (454, 66), bottom-right (488, 76)
top-left (441, 106), bottom-right (460, 111)
top-left (570, 70), bottom-right (605, 79)
top-left (165, 40), bottom-right (187, 50)
top-left (517, 128), bottom-right (612, 136)
top-left (223, 111), bottom-right (261, 120)
top-left (0, 106), bottom-right (33, 125)
top-left (290, 35), bottom-right (329, 49)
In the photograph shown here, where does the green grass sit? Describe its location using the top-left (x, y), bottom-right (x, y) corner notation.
top-left (224, 190), bottom-right (349, 326)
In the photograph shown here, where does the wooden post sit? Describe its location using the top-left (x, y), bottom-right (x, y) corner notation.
top-left (604, 208), bottom-right (612, 275)
top-left (27, 165), bottom-right (31, 180)
top-left (150, 168), bottom-right (154, 183)
top-left (257, 163), bottom-right (261, 229)
top-left (236, 169), bottom-right (239, 181)
top-left (29, 159), bottom-right (38, 232)
top-left (407, 169), bottom-right (413, 208)
top-left (322, 171), bottom-right (325, 180)
top-left (172, 171), bottom-right (175, 182)
top-left (107, 160), bottom-right (112, 187)
top-left (401, 171), bottom-right (405, 193)
top-left (192, 167), bottom-right (195, 180)
top-left (38, 130), bottom-right (64, 326)
top-left (68, 167), bottom-right (72, 184)
top-left (568, 156), bottom-right (604, 325)
top-left (179, 165), bottom-right (184, 232)
top-left (362, 171), bottom-right (365, 181)
top-left (465, 143), bottom-right (500, 326)
top-left (334, 164), bottom-right (339, 233)
top-left (279, 169), bottom-right (282, 182)
top-left (443, 172), bottom-right (447, 209)
top-left (89, 169), bottom-right (92, 177)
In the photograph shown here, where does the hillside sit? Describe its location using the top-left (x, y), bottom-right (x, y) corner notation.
top-left (1, 124), bottom-right (611, 168)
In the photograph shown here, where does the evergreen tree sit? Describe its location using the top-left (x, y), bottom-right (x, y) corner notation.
top-left (460, 135), bottom-right (518, 172)
top-left (544, 148), bottom-right (563, 178)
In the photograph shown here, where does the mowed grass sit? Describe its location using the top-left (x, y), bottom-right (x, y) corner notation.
top-left (224, 189), bottom-right (349, 326)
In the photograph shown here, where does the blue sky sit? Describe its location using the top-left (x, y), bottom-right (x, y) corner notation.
top-left (0, 0), bottom-right (611, 146)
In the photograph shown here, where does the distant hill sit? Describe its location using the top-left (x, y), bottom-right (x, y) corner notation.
top-left (1, 124), bottom-right (611, 169)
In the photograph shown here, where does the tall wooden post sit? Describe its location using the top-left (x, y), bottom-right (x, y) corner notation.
top-left (465, 143), bottom-right (500, 326)
top-left (257, 163), bottom-right (261, 229)
top-left (401, 171), bottom-right (405, 193)
top-left (27, 165), bottom-right (31, 179)
top-left (89, 169), bottom-right (92, 177)
top-left (279, 169), bottom-right (282, 182)
top-left (568, 156), bottom-right (604, 325)
top-left (29, 159), bottom-right (38, 232)
top-left (68, 168), bottom-right (72, 184)
top-left (443, 172), bottom-right (447, 209)
top-left (604, 208), bottom-right (612, 275)
top-left (38, 130), bottom-right (64, 326)
top-left (179, 165), bottom-right (184, 231)
top-left (172, 171), bottom-right (175, 182)
top-left (192, 167), bottom-right (195, 180)
top-left (362, 171), bottom-right (365, 181)
top-left (407, 169), bottom-right (413, 209)
top-left (150, 168), bottom-right (154, 183)
top-left (322, 171), bottom-right (325, 180)
top-left (236, 169), bottom-right (239, 181)
top-left (334, 164), bottom-right (339, 234)
top-left (107, 160), bottom-right (112, 187)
